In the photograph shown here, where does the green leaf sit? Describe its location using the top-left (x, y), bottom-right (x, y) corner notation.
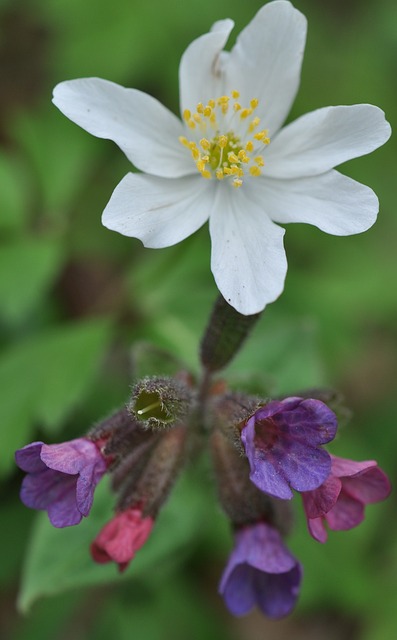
top-left (0, 238), bottom-right (64, 324)
top-left (0, 319), bottom-right (111, 475)
top-left (12, 109), bottom-right (98, 214)
top-left (0, 152), bottom-right (30, 234)
top-left (17, 469), bottom-right (208, 613)
top-left (227, 312), bottom-right (325, 396)
top-left (130, 341), bottom-right (187, 380)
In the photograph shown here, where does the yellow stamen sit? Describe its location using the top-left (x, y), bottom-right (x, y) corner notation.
top-left (233, 178), bottom-right (243, 188)
top-left (240, 108), bottom-right (253, 119)
top-left (200, 138), bottom-right (210, 150)
top-left (249, 166), bottom-right (262, 177)
top-left (179, 92), bottom-right (270, 187)
top-left (228, 152), bottom-right (239, 164)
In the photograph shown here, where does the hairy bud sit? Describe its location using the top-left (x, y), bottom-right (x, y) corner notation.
top-left (129, 376), bottom-right (192, 429)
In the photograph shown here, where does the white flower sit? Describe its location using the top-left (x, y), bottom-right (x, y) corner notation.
top-left (52, 0), bottom-right (390, 316)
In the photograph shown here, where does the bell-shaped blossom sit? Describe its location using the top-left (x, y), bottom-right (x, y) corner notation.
top-left (15, 438), bottom-right (107, 527)
top-left (241, 397), bottom-right (337, 500)
top-left (302, 455), bottom-right (391, 542)
top-left (52, 1), bottom-right (390, 316)
top-left (91, 507), bottom-right (154, 572)
top-left (219, 522), bottom-right (302, 618)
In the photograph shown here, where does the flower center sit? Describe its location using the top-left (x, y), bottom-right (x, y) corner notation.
top-left (179, 91), bottom-right (270, 188)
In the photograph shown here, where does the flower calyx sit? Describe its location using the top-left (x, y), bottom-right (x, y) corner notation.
top-left (128, 376), bottom-right (192, 430)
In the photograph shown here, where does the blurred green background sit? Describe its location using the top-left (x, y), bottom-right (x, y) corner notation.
top-left (1, 0), bottom-right (396, 638)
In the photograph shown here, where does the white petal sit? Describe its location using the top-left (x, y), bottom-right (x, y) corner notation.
top-left (223, 1), bottom-right (307, 136)
top-left (102, 173), bottom-right (212, 248)
top-left (179, 19), bottom-right (234, 112)
top-left (265, 105), bottom-right (391, 178)
top-left (249, 171), bottom-right (379, 236)
top-left (209, 184), bottom-right (287, 315)
top-left (53, 78), bottom-right (191, 178)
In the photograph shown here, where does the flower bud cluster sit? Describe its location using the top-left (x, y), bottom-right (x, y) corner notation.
top-left (15, 371), bottom-right (391, 614)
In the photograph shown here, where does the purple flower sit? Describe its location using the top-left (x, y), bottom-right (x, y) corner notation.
top-left (15, 438), bottom-right (108, 527)
top-left (302, 455), bottom-right (391, 542)
top-left (241, 398), bottom-right (337, 500)
top-left (219, 522), bottom-right (302, 618)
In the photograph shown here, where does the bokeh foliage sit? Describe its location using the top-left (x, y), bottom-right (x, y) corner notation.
top-left (1, 0), bottom-right (396, 638)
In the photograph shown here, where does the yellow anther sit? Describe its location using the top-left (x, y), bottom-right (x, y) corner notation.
top-left (196, 102), bottom-right (204, 114)
top-left (230, 165), bottom-right (243, 177)
top-left (189, 143), bottom-right (200, 160)
top-left (245, 141), bottom-right (254, 152)
top-left (200, 138), bottom-right (210, 150)
top-left (183, 109), bottom-right (191, 121)
top-left (218, 95), bottom-right (230, 105)
top-left (208, 99), bottom-right (215, 109)
top-left (202, 170), bottom-right (212, 179)
top-left (228, 152), bottom-right (239, 164)
top-left (197, 159), bottom-right (206, 172)
top-left (254, 129), bottom-right (270, 142)
top-left (249, 165), bottom-right (262, 177)
top-left (188, 120), bottom-right (196, 129)
top-left (233, 178), bottom-right (243, 188)
top-left (240, 108), bottom-right (253, 120)
top-left (248, 117), bottom-right (261, 132)
top-left (193, 113), bottom-right (202, 123)
top-left (210, 113), bottom-right (216, 125)
top-left (250, 98), bottom-right (259, 109)
top-left (231, 90), bottom-right (240, 99)
top-left (178, 136), bottom-right (190, 147)
top-left (223, 167), bottom-right (233, 175)
top-left (238, 150), bottom-right (250, 163)
top-left (218, 135), bottom-right (228, 149)
top-left (216, 169), bottom-right (225, 180)
top-left (201, 155), bottom-right (209, 163)
top-left (255, 156), bottom-right (264, 166)
top-left (233, 103), bottom-right (242, 112)
top-left (203, 106), bottom-right (212, 117)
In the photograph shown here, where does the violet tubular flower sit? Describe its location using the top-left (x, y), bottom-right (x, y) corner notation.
top-left (15, 438), bottom-right (108, 527)
top-left (219, 522), bottom-right (302, 618)
top-left (51, 0), bottom-right (391, 316)
top-left (91, 507), bottom-right (153, 572)
top-left (302, 455), bottom-right (391, 543)
top-left (241, 398), bottom-right (337, 500)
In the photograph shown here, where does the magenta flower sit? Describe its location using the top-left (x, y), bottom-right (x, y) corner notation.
top-left (91, 507), bottom-right (154, 572)
top-left (219, 522), bottom-right (302, 618)
top-left (302, 455), bottom-right (391, 542)
top-left (15, 438), bottom-right (108, 527)
top-left (241, 397), bottom-right (337, 500)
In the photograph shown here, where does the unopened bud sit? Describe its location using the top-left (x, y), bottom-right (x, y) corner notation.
top-left (129, 376), bottom-right (191, 429)
top-left (117, 426), bottom-right (187, 517)
top-left (211, 429), bottom-right (293, 535)
top-left (200, 295), bottom-right (261, 372)
top-left (88, 407), bottom-right (156, 469)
